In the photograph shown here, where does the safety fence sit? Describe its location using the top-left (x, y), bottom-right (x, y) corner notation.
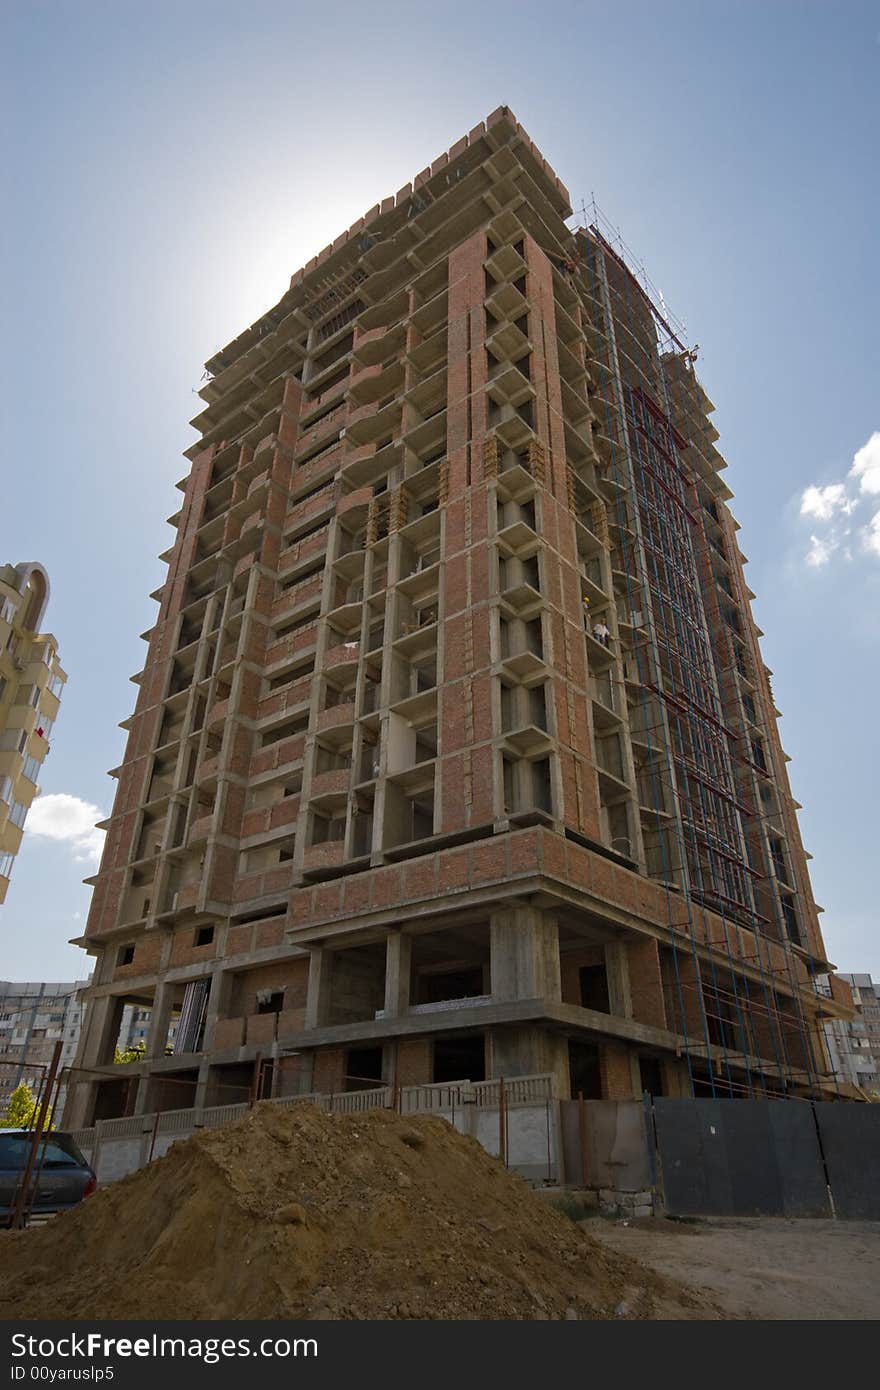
top-left (558, 1095), bottom-right (880, 1219)
top-left (69, 1074), bottom-right (560, 1188)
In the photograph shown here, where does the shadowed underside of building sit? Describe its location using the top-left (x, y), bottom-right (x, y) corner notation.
top-left (65, 108), bottom-right (855, 1129)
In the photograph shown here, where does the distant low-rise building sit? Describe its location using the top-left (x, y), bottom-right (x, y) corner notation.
top-left (0, 562), bottom-right (66, 905)
top-left (821, 973), bottom-right (880, 1093)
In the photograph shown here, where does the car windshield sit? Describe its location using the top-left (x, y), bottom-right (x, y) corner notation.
top-left (0, 1133), bottom-right (86, 1170)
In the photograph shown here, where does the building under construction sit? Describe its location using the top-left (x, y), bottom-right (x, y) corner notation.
top-left (65, 108), bottom-right (855, 1129)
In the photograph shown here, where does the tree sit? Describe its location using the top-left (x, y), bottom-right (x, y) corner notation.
top-left (0, 1082), bottom-right (50, 1129)
top-left (114, 1040), bottom-right (147, 1065)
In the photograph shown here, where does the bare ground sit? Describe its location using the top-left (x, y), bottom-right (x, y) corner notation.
top-left (584, 1215), bottom-right (880, 1320)
top-left (0, 1104), bottom-right (719, 1321)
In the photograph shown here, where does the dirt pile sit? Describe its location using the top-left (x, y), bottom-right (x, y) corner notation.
top-left (0, 1103), bottom-right (717, 1320)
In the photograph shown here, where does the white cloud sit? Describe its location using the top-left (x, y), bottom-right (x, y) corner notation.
top-left (27, 793), bottom-right (106, 864)
top-left (850, 431), bottom-right (880, 497)
top-left (805, 534), bottom-right (836, 567)
top-left (800, 483), bottom-right (852, 521)
top-left (797, 430), bottom-right (880, 568)
top-left (864, 509), bottom-right (880, 559)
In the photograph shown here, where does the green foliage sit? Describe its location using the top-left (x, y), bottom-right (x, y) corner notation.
top-left (114, 1040), bottom-right (147, 1065)
top-left (0, 1081), bottom-right (53, 1130)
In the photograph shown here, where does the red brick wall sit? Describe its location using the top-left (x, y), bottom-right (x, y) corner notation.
top-left (628, 938), bottom-right (667, 1030)
top-left (599, 1043), bottom-right (637, 1100)
top-left (312, 1048), bottom-right (346, 1094)
top-left (394, 1038), bottom-right (432, 1088)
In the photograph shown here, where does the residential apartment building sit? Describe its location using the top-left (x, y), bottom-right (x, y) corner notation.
top-left (65, 108), bottom-right (854, 1129)
top-left (0, 979), bottom-right (89, 1116)
top-left (822, 973), bottom-right (880, 1093)
top-left (0, 979), bottom-right (170, 1117)
top-left (0, 563), bottom-right (66, 904)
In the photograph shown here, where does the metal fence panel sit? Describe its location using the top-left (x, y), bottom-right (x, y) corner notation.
top-left (653, 1098), bottom-right (830, 1217)
top-left (814, 1102), bottom-right (880, 1220)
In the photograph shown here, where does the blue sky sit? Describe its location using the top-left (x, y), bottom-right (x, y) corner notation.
top-left (1, 1), bottom-right (877, 982)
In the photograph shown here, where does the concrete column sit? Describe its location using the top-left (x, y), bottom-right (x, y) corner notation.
top-left (144, 982), bottom-right (175, 1060)
top-left (134, 994), bottom-right (178, 1115)
top-left (201, 966), bottom-right (233, 1052)
top-left (604, 941), bottom-right (633, 1019)
top-left (384, 932), bottom-right (412, 1017)
top-left (194, 1058), bottom-right (211, 1110)
top-left (661, 1056), bottom-right (691, 1098)
top-left (490, 1025), bottom-right (570, 1098)
top-left (62, 993), bottom-right (125, 1129)
top-left (305, 947), bottom-right (333, 1029)
top-left (490, 907), bottom-right (561, 1002)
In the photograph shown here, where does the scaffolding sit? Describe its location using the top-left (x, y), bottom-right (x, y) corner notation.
top-left (559, 203), bottom-right (828, 1098)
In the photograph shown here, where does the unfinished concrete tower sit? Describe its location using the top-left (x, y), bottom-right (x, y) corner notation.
top-left (66, 108), bottom-right (853, 1127)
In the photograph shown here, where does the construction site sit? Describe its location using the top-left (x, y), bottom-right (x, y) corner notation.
top-left (63, 105), bottom-right (858, 1134)
top-left (3, 110), bottom-right (871, 1304)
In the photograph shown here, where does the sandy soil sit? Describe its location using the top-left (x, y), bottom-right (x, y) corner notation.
top-left (0, 1103), bottom-right (718, 1321)
top-left (585, 1215), bottom-right (880, 1320)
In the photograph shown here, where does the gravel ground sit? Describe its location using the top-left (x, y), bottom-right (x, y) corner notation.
top-left (585, 1215), bottom-right (880, 1320)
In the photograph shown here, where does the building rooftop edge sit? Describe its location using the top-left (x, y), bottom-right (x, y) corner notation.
top-left (205, 106), bottom-right (571, 376)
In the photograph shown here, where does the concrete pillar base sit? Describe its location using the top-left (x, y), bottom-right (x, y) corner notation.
top-left (490, 1024), bottom-right (570, 1097)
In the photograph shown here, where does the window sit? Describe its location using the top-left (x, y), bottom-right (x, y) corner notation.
top-left (345, 1046), bottom-right (384, 1090)
top-left (195, 925), bottom-right (214, 947)
top-left (1, 599), bottom-right (16, 625)
top-left (256, 990), bottom-right (284, 1015)
top-left (780, 895), bottom-right (799, 943)
top-left (312, 812), bottom-right (345, 845)
top-left (117, 945), bottom-right (135, 966)
top-left (0, 775), bottom-right (11, 804)
top-left (0, 854), bottom-right (14, 879)
top-left (0, 1132), bottom-right (86, 1170)
top-left (48, 675), bottom-right (64, 698)
top-left (9, 801), bottom-right (28, 829)
top-left (22, 755), bottom-right (40, 785)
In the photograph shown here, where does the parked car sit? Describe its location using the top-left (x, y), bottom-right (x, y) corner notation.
top-left (0, 1129), bottom-right (96, 1226)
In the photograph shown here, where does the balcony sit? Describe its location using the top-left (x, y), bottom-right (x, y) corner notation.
top-left (302, 841), bottom-right (346, 875)
top-left (500, 581), bottom-right (542, 619)
top-left (484, 281), bottom-right (528, 323)
top-left (324, 640), bottom-right (360, 674)
top-left (188, 814), bottom-right (213, 844)
top-left (585, 630), bottom-right (615, 670)
top-left (344, 398), bottom-right (402, 448)
top-left (488, 363), bottom-right (534, 411)
top-left (406, 324), bottom-right (447, 375)
top-left (501, 725), bottom-right (553, 757)
top-left (316, 702), bottom-right (357, 737)
top-left (310, 768), bottom-right (351, 804)
top-left (265, 622), bottom-right (319, 671)
top-left (499, 648), bottom-right (545, 682)
top-left (271, 574), bottom-right (323, 625)
top-left (348, 359), bottom-right (405, 406)
top-left (206, 697), bottom-right (230, 728)
top-left (393, 620), bottom-right (438, 662)
top-left (337, 486), bottom-right (372, 522)
top-left (484, 243), bottom-right (527, 283)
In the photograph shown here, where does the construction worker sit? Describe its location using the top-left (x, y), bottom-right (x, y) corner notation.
top-left (592, 618), bottom-right (611, 647)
